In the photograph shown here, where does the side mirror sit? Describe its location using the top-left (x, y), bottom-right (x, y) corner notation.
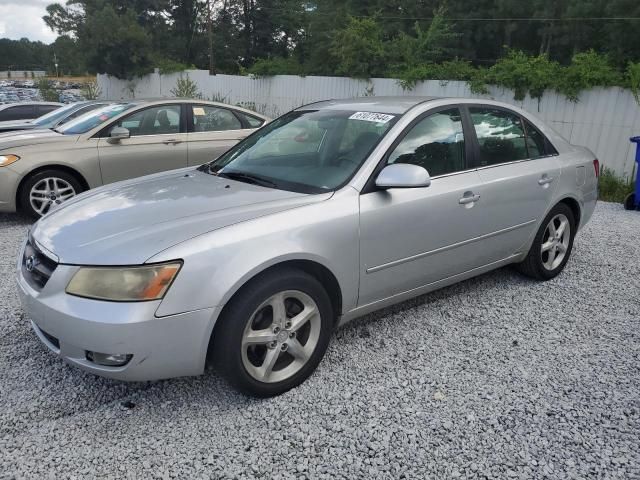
top-left (375, 163), bottom-right (431, 189)
top-left (108, 126), bottom-right (130, 143)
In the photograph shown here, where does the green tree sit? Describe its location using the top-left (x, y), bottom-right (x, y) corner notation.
top-left (330, 16), bottom-right (386, 78)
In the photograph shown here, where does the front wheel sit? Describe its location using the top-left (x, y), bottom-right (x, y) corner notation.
top-left (516, 203), bottom-right (576, 280)
top-left (623, 192), bottom-right (637, 211)
top-left (19, 169), bottom-right (83, 218)
top-left (211, 268), bottom-right (334, 397)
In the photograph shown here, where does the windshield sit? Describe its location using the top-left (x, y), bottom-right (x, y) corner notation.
top-left (56, 103), bottom-right (136, 135)
top-left (208, 109), bottom-right (398, 193)
top-left (32, 103), bottom-right (78, 126)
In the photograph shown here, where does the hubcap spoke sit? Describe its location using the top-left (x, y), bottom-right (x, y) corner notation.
top-left (242, 329), bottom-right (278, 347)
top-left (541, 240), bottom-right (554, 252)
top-left (257, 348), bottom-right (280, 381)
top-left (286, 338), bottom-right (310, 362)
top-left (289, 305), bottom-right (317, 332)
top-left (269, 293), bottom-right (287, 326)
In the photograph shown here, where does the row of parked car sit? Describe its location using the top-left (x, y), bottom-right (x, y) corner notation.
top-left (0, 79), bottom-right (88, 105)
top-left (0, 98), bottom-right (269, 217)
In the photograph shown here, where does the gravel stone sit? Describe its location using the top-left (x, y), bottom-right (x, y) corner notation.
top-left (1, 202), bottom-right (639, 479)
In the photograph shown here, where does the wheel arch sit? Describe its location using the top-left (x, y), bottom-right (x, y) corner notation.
top-left (557, 195), bottom-right (582, 228)
top-left (205, 257), bottom-right (344, 367)
top-left (16, 164), bottom-right (90, 209)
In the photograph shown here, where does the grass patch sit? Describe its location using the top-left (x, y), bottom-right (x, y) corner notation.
top-left (599, 167), bottom-right (635, 203)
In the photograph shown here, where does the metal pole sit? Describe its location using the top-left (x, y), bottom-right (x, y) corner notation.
top-left (208, 0), bottom-right (215, 75)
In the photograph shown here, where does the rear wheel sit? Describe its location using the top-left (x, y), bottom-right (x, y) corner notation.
top-left (516, 203), bottom-right (576, 280)
top-left (211, 268), bottom-right (334, 397)
top-left (19, 169), bottom-right (83, 218)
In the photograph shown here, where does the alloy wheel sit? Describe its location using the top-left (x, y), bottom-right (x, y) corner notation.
top-left (241, 290), bottom-right (321, 383)
top-left (541, 213), bottom-right (571, 271)
top-left (29, 177), bottom-right (76, 216)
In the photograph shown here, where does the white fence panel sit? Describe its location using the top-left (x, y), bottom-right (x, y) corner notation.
top-left (98, 71), bottom-right (640, 178)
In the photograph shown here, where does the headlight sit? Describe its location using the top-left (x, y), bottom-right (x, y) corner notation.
top-left (66, 262), bottom-right (182, 302)
top-left (0, 154), bottom-right (20, 167)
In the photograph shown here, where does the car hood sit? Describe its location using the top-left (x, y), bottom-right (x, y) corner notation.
top-left (0, 119), bottom-right (34, 131)
top-left (31, 168), bottom-right (331, 265)
top-left (0, 129), bottom-right (76, 149)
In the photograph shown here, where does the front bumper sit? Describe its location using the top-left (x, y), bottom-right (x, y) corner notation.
top-left (16, 242), bottom-right (220, 381)
top-left (0, 165), bottom-right (20, 212)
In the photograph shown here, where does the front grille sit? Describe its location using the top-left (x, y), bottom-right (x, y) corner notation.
top-left (22, 237), bottom-right (58, 291)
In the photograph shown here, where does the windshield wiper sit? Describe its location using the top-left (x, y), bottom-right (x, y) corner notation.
top-left (217, 171), bottom-right (278, 189)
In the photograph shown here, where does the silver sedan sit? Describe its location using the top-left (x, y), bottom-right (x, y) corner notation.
top-left (16, 97), bottom-right (598, 396)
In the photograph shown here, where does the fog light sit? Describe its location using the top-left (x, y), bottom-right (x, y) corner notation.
top-left (86, 351), bottom-right (133, 367)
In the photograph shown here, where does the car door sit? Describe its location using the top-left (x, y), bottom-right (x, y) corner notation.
top-left (97, 104), bottom-right (188, 184)
top-left (466, 106), bottom-right (562, 255)
top-left (186, 104), bottom-right (258, 166)
top-left (359, 107), bottom-right (497, 307)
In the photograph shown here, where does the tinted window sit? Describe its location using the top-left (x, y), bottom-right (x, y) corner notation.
top-left (524, 119), bottom-right (557, 157)
top-left (387, 108), bottom-right (465, 177)
top-left (236, 111), bottom-right (265, 128)
top-left (112, 105), bottom-right (181, 136)
top-left (37, 105), bottom-right (59, 115)
top-left (0, 105), bottom-right (35, 121)
top-left (192, 105), bottom-right (241, 132)
top-left (470, 107), bottom-right (528, 166)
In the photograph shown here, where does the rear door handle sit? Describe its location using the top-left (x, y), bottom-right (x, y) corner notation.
top-left (459, 192), bottom-right (481, 205)
top-left (163, 139), bottom-right (182, 145)
top-left (538, 175), bottom-right (554, 185)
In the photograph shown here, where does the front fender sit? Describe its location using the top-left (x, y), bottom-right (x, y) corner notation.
top-left (150, 188), bottom-right (361, 319)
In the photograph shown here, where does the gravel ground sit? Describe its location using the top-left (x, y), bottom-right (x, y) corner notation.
top-left (1, 202), bottom-right (639, 479)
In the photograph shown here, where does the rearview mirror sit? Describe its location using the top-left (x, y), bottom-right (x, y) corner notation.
top-left (108, 126), bottom-right (130, 143)
top-left (375, 164), bottom-right (431, 189)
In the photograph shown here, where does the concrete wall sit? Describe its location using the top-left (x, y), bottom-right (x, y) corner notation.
top-left (98, 70), bottom-right (640, 179)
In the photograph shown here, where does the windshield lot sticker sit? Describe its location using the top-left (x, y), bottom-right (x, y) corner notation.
top-left (349, 112), bottom-right (395, 123)
top-left (193, 107), bottom-right (206, 116)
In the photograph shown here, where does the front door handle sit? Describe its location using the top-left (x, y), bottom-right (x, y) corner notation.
top-left (459, 192), bottom-right (481, 205)
top-left (163, 139), bottom-right (182, 145)
top-left (538, 174), bottom-right (554, 186)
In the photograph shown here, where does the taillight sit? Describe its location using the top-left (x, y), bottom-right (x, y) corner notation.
top-left (593, 159), bottom-right (600, 178)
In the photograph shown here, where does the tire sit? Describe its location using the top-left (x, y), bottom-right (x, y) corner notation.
top-left (516, 202), bottom-right (576, 281)
top-left (211, 267), bottom-right (334, 397)
top-left (19, 169), bottom-right (84, 219)
top-left (623, 192), bottom-right (637, 211)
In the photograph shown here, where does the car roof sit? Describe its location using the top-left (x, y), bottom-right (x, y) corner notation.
top-left (0, 101), bottom-right (64, 110)
top-left (120, 98), bottom-right (269, 119)
top-left (297, 96), bottom-right (442, 115)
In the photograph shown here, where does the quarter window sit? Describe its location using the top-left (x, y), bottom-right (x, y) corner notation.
top-left (469, 108), bottom-right (528, 166)
top-left (236, 111), bottom-right (265, 128)
top-left (524, 119), bottom-right (557, 157)
top-left (192, 105), bottom-right (242, 132)
top-left (387, 108), bottom-right (465, 177)
top-left (111, 105), bottom-right (181, 137)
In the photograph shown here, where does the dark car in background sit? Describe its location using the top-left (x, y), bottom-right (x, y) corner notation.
top-left (0, 102), bottom-right (63, 122)
top-left (0, 101), bottom-right (111, 134)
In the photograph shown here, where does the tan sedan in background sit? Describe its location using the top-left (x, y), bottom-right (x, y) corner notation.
top-left (0, 99), bottom-right (268, 217)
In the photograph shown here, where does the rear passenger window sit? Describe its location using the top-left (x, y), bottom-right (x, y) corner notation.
top-left (192, 105), bottom-right (242, 132)
top-left (470, 108), bottom-right (527, 166)
top-left (387, 108), bottom-right (465, 177)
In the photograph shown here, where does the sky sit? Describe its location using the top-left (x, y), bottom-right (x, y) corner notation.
top-left (0, 0), bottom-right (58, 44)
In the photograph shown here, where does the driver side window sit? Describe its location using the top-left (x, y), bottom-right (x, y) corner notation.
top-left (387, 108), bottom-right (466, 177)
top-left (110, 105), bottom-right (181, 137)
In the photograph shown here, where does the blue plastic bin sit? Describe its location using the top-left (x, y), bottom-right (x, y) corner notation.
top-left (624, 136), bottom-right (640, 210)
